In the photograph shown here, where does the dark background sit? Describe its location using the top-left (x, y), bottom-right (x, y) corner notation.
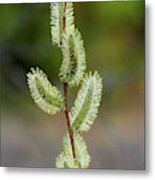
top-left (0, 1), bottom-right (145, 169)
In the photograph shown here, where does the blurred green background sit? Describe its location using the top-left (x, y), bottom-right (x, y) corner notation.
top-left (0, 1), bottom-right (145, 169)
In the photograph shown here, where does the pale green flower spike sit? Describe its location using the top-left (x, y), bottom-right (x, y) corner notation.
top-left (70, 72), bottom-right (103, 132)
top-left (55, 132), bottom-right (91, 168)
top-left (26, 2), bottom-right (103, 169)
top-left (59, 28), bottom-right (86, 87)
top-left (50, 2), bottom-right (74, 47)
top-left (27, 67), bottom-right (64, 115)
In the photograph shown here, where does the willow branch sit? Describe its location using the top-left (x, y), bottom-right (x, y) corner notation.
top-left (63, 2), bottom-right (76, 160)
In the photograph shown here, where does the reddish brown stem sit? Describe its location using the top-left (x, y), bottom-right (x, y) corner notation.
top-left (64, 83), bottom-right (76, 159)
top-left (62, 2), bottom-right (76, 160)
top-left (63, 2), bottom-right (67, 32)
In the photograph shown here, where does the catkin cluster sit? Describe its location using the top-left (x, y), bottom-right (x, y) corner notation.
top-left (27, 2), bottom-right (103, 168)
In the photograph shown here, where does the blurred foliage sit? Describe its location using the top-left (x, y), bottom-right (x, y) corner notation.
top-left (0, 1), bottom-right (144, 113)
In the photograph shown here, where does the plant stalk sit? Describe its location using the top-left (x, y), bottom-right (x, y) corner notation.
top-left (62, 2), bottom-right (76, 160)
top-left (64, 83), bottom-right (76, 160)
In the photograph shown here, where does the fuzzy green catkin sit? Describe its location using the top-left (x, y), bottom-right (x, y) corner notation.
top-left (59, 28), bottom-right (86, 87)
top-left (50, 2), bottom-right (75, 47)
top-left (55, 132), bottom-right (91, 168)
top-left (70, 72), bottom-right (103, 132)
top-left (27, 67), bottom-right (64, 115)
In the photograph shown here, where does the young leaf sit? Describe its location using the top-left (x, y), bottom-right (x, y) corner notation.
top-left (70, 72), bottom-right (103, 132)
top-left (55, 132), bottom-right (91, 168)
top-left (59, 28), bottom-right (86, 87)
top-left (50, 2), bottom-right (74, 47)
top-left (27, 67), bottom-right (64, 115)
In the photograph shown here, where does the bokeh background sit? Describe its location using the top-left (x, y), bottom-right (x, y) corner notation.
top-left (0, 1), bottom-right (145, 169)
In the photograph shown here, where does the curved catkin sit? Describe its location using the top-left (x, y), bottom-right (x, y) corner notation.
top-left (59, 28), bottom-right (86, 87)
top-left (27, 67), bottom-right (64, 115)
top-left (70, 72), bottom-right (103, 132)
top-left (55, 132), bottom-right (91, 168)
top-left (50, 2), bottom-right (75, 47)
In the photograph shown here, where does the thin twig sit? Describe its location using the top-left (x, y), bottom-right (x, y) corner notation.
top-left (64, 83), bottom-right (76, 159)
top-left (62, 2), bottom-right (76, 160)
top-left (63, 2), bottom-right (67, 32)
